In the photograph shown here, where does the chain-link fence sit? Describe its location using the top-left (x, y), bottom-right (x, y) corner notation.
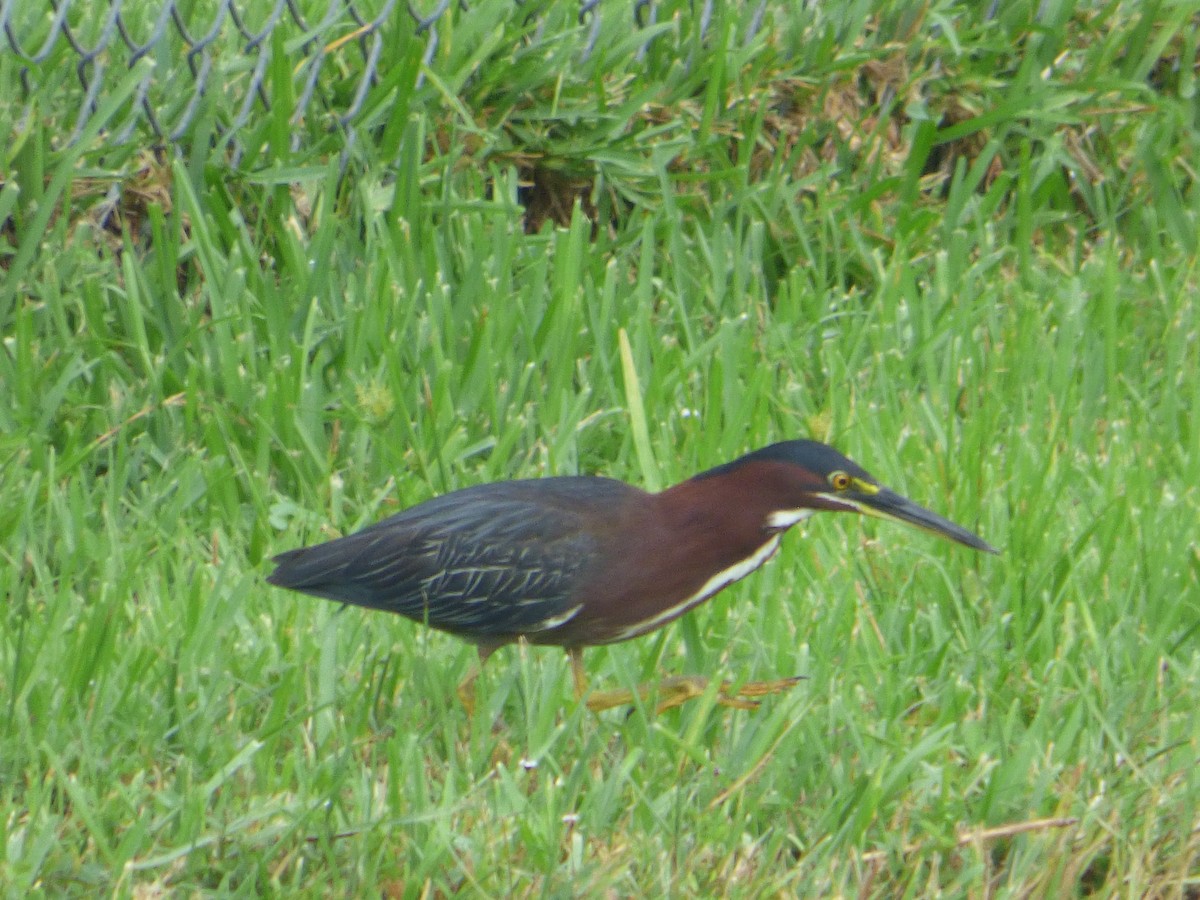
top-left (2, 0), bottom-right (769, 160)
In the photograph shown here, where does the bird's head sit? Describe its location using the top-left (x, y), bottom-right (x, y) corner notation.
top-left (698, 440), bottom-right (997, 553)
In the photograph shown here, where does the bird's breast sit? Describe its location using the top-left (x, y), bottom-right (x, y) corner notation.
top-left (535, 533), bottom-right (782, 647)
top-left (602, 534), bottom-right (781, 642)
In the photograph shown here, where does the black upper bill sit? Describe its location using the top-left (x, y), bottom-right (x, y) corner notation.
top-left (858, 488), bottom-right (998, 553)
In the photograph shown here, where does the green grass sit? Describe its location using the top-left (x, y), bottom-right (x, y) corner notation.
top-left (2, 0), bottom-right (1199, 894)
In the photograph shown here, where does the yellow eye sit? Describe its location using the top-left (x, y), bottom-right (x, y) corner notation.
top-left (829, 471), bottom-right (852, 491)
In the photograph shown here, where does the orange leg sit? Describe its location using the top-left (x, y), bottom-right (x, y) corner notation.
top-left (456, 644), bottom-right (499, 717)
top-left (568, 647), bottom-right (589, 701)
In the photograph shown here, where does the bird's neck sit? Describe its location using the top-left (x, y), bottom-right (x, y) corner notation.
top-left (655, 470), bottom-right (781, 559)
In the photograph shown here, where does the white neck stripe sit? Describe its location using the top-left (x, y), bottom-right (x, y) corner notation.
top-left (765, 508), bottom-right (816, 529)
top-left (608, 534), bottom-right (782, 642)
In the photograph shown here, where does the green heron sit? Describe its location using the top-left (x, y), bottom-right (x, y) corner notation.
top-left (268, 440), bottom-right (995, 712)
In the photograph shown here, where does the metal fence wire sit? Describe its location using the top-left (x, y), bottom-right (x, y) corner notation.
top-left (1, 0), bottom-right (760, 159)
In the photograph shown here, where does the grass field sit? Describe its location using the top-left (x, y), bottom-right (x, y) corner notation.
top-left (2, 0), bottom-right (1199, 895)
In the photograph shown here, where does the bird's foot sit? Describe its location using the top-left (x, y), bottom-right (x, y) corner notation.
top-left (585, 675), bottom-right (805, 713)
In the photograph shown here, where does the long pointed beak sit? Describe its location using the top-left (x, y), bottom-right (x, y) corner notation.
top-left (849, 488), bottom-right (998, 553)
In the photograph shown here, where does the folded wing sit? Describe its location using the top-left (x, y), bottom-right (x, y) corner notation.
top-left (267, 478), bottom-right (632, 640)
